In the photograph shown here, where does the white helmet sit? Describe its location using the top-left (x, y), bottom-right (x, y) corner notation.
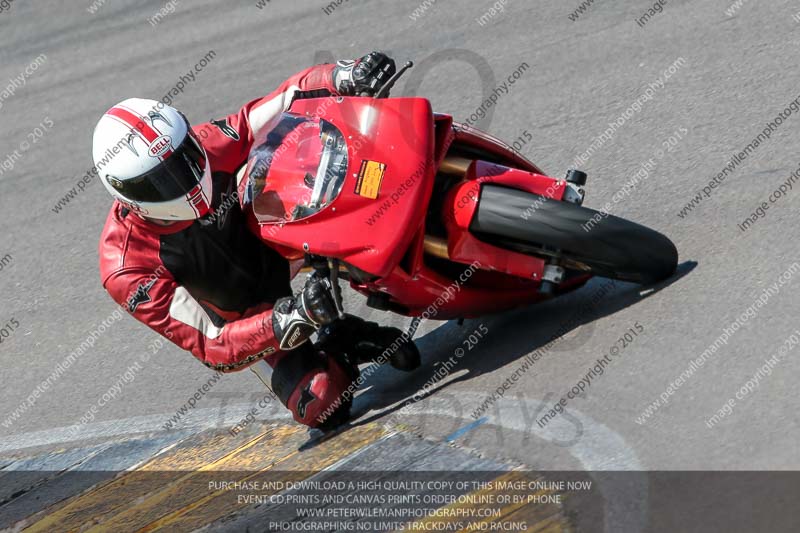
top-left (92, 98), bottom-right (212, 220)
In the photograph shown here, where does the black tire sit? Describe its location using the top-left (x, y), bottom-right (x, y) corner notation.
top-left (470, 185), bottom-right (678, 284)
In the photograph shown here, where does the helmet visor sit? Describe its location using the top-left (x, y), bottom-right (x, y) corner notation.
top-left (107, 132), bottom-right (207, 203)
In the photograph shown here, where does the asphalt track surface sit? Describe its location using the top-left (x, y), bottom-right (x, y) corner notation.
top-left (2, 0), bottom-right (800, 531)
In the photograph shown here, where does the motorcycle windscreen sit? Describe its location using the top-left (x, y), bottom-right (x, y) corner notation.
top-left (247, 114), bottom-right (348, 224)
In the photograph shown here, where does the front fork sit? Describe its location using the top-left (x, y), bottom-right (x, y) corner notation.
top-left (540, 169), bottom-right (587, 295)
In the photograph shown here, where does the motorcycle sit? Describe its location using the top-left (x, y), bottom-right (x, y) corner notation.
top-left (237, 62), bottom-right (678, 329)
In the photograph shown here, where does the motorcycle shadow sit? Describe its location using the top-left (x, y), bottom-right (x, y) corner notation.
top-left (347, 260), bottom-right (697, 429)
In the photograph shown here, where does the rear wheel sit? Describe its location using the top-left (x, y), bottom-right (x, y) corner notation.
top-left (470, 185), bottom-right (678, 284)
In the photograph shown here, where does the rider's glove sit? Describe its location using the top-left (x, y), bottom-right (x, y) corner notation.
top-left (272, 274), bottom-right (339, 350)
top-left (333, 51), bottom-right (397, 97)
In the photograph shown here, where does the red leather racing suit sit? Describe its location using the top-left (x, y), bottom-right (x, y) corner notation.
top-left (99, 64), bottom-right (339, 372)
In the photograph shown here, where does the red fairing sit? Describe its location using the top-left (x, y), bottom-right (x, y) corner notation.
top-left (348, 161), bottom-right (576, 319)
top-left (452, 122), bottom-right (544, 174)
top-left (244, 96), bottom-right (590, 320)
top-left (98, 64), bottom-right (340, 372)
top-left (253, 97), bottom-right (436, 278)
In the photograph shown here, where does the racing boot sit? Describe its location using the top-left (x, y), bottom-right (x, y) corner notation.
top-left (316, 314), bottom-right (421, 372)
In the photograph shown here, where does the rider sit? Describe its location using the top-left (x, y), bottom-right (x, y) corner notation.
top-left (95, 52), bottom-right (420, 430)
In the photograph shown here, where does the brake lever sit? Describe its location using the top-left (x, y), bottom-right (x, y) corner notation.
top-left (355, 61), bottom-right (414, 98)
top-left (374, 61), bottom-right (414, 99)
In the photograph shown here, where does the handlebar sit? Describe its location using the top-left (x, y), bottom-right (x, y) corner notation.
top-left (357, 60), bottom-right (415, 99)
top-left (374, 61), bottom-right (414, 99)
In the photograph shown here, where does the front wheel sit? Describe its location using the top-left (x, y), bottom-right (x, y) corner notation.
top-left (470, 185), bottom-right (678, 284)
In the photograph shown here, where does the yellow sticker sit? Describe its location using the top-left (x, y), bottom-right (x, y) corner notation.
top-left (354, 160), bottom-right (386, 199)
